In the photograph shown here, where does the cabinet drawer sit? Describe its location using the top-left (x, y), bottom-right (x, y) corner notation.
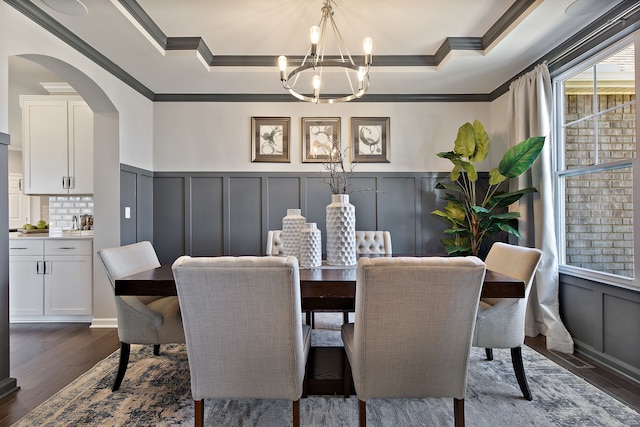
top-left (45, 239), bottom-right (92, 256)
top-left (9, 239), bottom-right (44, 256)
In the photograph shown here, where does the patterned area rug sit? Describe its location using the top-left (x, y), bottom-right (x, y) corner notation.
top-left (13, 314), bottom-right (640, 426)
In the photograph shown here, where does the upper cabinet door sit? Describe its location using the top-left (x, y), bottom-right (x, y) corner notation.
top-left (21, 96), bottom-right (94, 195)
top-left (67, 100), bottom-right (93, 194)
top-left (21, 97), bottom-right (69, 195)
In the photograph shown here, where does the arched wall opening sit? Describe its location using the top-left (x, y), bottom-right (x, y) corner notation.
top-left (12, 54), bottom-right (121, 325)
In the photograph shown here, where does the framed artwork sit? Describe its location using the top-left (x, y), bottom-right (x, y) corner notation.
top-left (251, 117), bottom-right (290, 162)
top-left (302, 117), bottom-right (341, 163)
top-left (351, 117), bottom-right (390, 163)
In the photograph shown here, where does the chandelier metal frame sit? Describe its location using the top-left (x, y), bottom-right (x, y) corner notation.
top-left (278, 0), bottom-right (372, 104)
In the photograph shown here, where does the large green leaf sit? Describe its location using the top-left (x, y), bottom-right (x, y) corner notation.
top-left (435, 181), bottom-right (464, 194)
top-left (498, 136), bottom-right (545, 178)
top-left (460, 161), bottom-right (478, 182)
top-left (489, 167), bottom-right (507, 186)
top-left (437, 151), bottom-right (460, 160)
top-left (445, 201), bottom-right (466, 222)
top-left (490, 187), bottom-right (538, 208)
top-left (496, 222), bottom-right (521, 237)
top-left (471, 119), bottom-right (490, 162)
top-left (450, 164), bottom-right (462, 181)
top-left (453, 122), bottom-right (476, 158)
top-left (490, 212), bottom-right (521, 220)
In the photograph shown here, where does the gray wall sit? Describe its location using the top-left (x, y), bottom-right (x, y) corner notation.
top-left (0, 133), bottom-right (17, 399)
top-left (560, 274), bottom-right (640, 384)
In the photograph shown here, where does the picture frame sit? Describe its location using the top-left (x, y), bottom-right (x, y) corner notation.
top-left (351, 117), bottom-right (390, 163)
top-left (302, 117), bottom-right (341, 163)
top-left (251, 117), bottom-right (290, 162)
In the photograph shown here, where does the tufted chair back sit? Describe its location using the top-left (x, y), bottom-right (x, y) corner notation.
top-left (355, 231), bottom-right (392, 255)
top-left (265, 230), bottom-right (284, 255)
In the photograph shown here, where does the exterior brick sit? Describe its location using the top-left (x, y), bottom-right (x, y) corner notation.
top-left (563, 93), bottom-right (635, 277)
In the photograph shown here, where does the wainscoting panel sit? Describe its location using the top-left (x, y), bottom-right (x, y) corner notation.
top-left (265, 177), bottom-right (301, 233)
top-left (560, 273), bottom-right (640, 385)
top-left (228, 177), bottom-right (263, 255)
top-left (381, 176), bottom-right (420, 255)
top-left (603, 294), bottom-right (640, 369)
top-left (190, 177), bottom-right (224, 256)
top-left (153, 176), bottom-right (186, 264)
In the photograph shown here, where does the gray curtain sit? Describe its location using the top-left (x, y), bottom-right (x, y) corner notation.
top-left (507, 62), bottom-right (574, 353)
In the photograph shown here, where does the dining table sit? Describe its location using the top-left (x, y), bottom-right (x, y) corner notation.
top-left (114, 261), bottom-right (525, 396)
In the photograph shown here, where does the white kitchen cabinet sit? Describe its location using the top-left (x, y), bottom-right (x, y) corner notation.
top-left (20, 96), bottom-right (93, 195)
top-left (8, 173), bottom-right (30, 229)
top-left (9, 237), bottom-right (93, 321)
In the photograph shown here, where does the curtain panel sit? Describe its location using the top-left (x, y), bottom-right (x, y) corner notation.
top-left (507, 63), bottom-right (574, 353)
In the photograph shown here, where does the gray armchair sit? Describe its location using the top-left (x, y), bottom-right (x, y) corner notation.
top-left (342, 256), bottom-right (486, 427)
top-left (472, 242), bottom-right (543, 400)
top-left (172, 255), bottom-right (311, 427)
top-left (97, 241), bottom-right (185, 391)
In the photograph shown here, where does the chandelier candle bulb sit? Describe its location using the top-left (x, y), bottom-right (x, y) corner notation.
top-left (363, 37), bottom-right (373, 64)
top-left (278, 55), bottom-right (287, 81)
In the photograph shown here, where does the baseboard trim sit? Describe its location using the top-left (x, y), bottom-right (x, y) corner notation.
top-left (0, 377), bottom-right (19, 400)
top-left (90, 318), bottom-right (118, 328)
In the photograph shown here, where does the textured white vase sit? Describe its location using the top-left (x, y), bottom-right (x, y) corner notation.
top-left (299, 223), bottom-right (322, 268)
top-left (282, 208), bottom-right (305, 259)
top-left (326, 194), bottom-right (356, 266)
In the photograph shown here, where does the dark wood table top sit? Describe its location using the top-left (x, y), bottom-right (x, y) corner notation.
top-left (115, 264), bottom-right (525, 299)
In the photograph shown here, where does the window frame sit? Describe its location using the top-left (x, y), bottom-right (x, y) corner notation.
top-left (553, 33), bottom-right (640, 290)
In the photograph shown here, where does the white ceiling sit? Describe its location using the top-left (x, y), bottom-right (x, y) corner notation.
top-left (9, 0), bottom-right (627, 97)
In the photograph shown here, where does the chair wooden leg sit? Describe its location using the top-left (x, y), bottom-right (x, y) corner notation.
top-left (453, 398), bottom-right (465, 427)
top-left (511, 346), bottom-right (532, 400)
top-left (343, 311), bottom-right (349, 324)
top-left (485, 348), bottom-right (493, 361)
top-left (293, 399), bottom-right (300, 427)
top-left (194, 399), bottom-right (204, 427)
top-left (153, 344), bottom-right (160, 356)
top-left (305, 311), bottom-right (312, 326)
top-left (358, 399), bottom-right (366, 427)
top-left (112, 342), bottom-right (130, 391)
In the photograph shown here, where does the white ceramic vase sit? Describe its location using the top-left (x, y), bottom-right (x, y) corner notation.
top-left (299, 222), bottom-right (322, 268)
top-left (282, 208), bottom-right (305, 259)
top-left (325, 194), bottom-right (356, 266)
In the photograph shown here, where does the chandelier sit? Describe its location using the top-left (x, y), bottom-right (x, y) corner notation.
top-left (278, 0), bottom-right (372, 104)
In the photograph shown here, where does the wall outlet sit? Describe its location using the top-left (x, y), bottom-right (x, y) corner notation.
top-left (124, 207), bottom-right (131, 219)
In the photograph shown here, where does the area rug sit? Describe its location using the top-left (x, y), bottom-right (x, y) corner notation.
top-left (13, 314), bottom-right (640, 426)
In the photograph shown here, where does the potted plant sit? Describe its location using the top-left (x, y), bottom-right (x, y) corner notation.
top-left (432, 120), bottom-right (545, 256)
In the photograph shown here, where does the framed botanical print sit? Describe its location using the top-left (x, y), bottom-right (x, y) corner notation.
top-left (302, 117), bottom-right (341, 162)
top-left (351, 117), bottom-right (390, 163)
top-left (251, 117), bottom-right (290, 162)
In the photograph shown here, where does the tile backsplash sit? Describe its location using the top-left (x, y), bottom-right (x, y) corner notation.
top-left (48, 196), bottom-right (94, 230)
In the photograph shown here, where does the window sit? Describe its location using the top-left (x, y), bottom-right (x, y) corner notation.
top-left (555, 37), bottom-right (637, 283)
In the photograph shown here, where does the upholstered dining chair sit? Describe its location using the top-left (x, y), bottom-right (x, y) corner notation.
top-left (472, 242), bottom-right (543, 401)
top-left (342, 256), bottom-right (486, 427)
top-left (265, 229), bottom-right (284, 255)
top-left (97, 241), bottom-right (185, 391)
top-left (172, 255), bottom-right (311, 427)
top-left (307, 230), bottom-right (393, 328)
top-left (355, 230), bottom-right (392, 255)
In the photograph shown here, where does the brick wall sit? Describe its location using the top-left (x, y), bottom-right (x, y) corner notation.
top-left (564, 94), bottom-right (635, 277)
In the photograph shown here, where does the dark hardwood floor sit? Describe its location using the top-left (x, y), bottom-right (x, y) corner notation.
top-left (0, 325), bottom-right (638, 426)
top-left (0, 323), bottom-right (119, 426)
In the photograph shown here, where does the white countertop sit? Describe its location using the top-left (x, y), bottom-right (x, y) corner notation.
top-left (9, 231), bottom-right (94, 240)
